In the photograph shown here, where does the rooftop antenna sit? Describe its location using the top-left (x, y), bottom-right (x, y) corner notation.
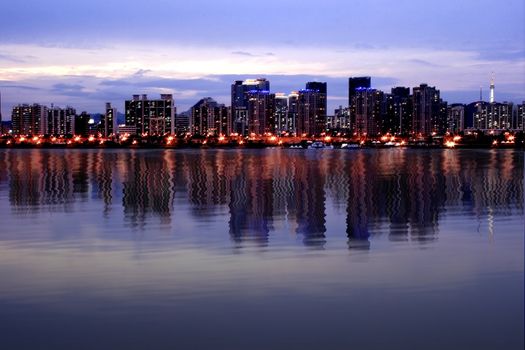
top-left (490, 72), bottom-right (495, 103)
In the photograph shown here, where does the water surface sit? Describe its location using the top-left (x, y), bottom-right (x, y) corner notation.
top-left (0, 148), bottom-right (523, 349)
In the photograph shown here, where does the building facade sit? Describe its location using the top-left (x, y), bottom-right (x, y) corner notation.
top-left (348, 77), bottom-right (371, 107)
top-left (190, 97), bottom-right (230, 136)
top-left (517, 102), bottom-right (525, 131)
top-left (296, 84), bottom-right (327, 136)
top-left (447, 104), bottom-right (465, 134)
top-left (11, 104), bottom-right (48, 136)
top-left (125, 94), bottom-right (175, 136)
top-left (473, 101), bottom-right (514, 130)
top-left (247, 90), bottom-right (275, 135)
top-left (327, 106), bottom-right (351, 132)
top-left (274, 93), bottom-right (290, 134)
top-left (412, 84), bottom-right (446, 136)
top-left (231, 79), bottom-right (270, 135)
top-left (47, 106), bottom-right (76, 136)
top-left (101, 102), bottom-right (118, 137)
top-left (354, 88), bottom-right (384, 137)
top-left (384, 87), bottom-right (411, 135)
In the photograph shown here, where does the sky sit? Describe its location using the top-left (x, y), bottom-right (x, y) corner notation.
top-left (0, 0), bottom-right (524, 118)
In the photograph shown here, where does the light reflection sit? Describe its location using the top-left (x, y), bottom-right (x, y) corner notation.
top-left (0, 149), bottom-right (522, 248)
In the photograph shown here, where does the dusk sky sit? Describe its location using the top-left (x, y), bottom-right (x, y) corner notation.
top-left (1, 0), bottom-right (524, 117)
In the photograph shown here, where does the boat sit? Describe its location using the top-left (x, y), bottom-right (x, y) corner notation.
top-left (341, 143), bottom-right (361, 149)
top-left (307, 141), bottom-right (334, 149)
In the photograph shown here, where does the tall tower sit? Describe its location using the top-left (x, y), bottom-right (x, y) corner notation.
top-left (490, 73), bottom-right (495, 103)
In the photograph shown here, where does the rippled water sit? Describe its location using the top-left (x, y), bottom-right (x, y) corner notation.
top-left (0, 148), bottom-right (523, 350)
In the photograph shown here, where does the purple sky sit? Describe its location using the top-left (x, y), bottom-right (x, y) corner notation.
top-left (0, 0), bottom-right (524, 118)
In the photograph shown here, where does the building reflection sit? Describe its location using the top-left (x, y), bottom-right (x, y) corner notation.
top-left (228, 150), bottom-right (273, 246)
top-left (121, 151), bottom-right (175, 228)
top-left (0, 149), bottom-right (521, 248)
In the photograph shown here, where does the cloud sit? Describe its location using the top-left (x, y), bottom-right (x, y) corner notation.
top-left (232, 51), bottom-right (276, 57)
top-left (232, 51), bottom-right (255, 57)
top-left (408, 59), bottom-right (443, 68)
top-left (475, 48), bottom-right (525, 62)
top-left (133, 69), bottom-right (151, 77)
top-left (0, 80), bottom-right (40, 90)
top-left (0, 53), bottom-right (27, 63)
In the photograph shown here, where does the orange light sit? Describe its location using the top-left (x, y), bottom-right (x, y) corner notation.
top-left (445, 141), bottom-right (455, 148)
top-left (88, 136), bottom-right (95, 142)
top-left (453, 136), bottom-right (461, 142)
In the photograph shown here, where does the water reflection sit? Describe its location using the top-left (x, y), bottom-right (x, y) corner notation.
top-left (0, 148), bottom-right (522, 248)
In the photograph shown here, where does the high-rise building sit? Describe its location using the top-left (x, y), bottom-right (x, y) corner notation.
top-left (447, 104), bottom-right (465, 134)
top-left (125, 94), bottom-right (175, 135)
top-left (175, 111), bottom-right (190, 134)
top-left (348, 77), bottom-right (371, 107)
top-left (354, 88), bottom-right (384, 137)
top-left (101, 103), bottom-right (117, 137)
top-left (231, 78), bottom-right (270, 135)
top-left (274, 93), bottom-right (289, 134)
top-left (75, 111), bottom-right (91, 137)
top-left (327, 106), bottom-right (351, 132)
top-left (190, 97), bottom-right (230, 136)
top-left (296, 83), bottom-right (327, 136)
top-left (287, 92), bottom-right (299, 134)
top-left (306, 82), bottom-right (327, 94)
top-left (517, 102), bottom-right (525, 131)
top-left (11, 104), bottom-right (48, 136)
top-left (412, 84), bottom-right (446, 136)
top-left (47, 105), bottom-right (76, 136)
top-left (384, 87), bottom-right (411, 135)
top-left (474, 101), bottom-right (514, 130)
top-left (247, 90), bottom-right (275, 135)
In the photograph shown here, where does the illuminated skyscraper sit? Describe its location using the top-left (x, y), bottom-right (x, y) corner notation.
top-left (474, 101), bottom-right (514, 130)
top-left (354, 88), bottom-right (384, 137)
top-left (296, 82), bottom-right (327, 136)
top-left (124, 94), bottom-right (175, 135)
top-left (517, 102), bottom-right (525, 131)
top-left (47, 105), bottom-right (76, 136)
top-left (274, 93), bottom-right (289, 134)
top-left (11, 104), bottom-right (48, 136)
top-left (231, 78), bottom-right (270, 135)
top-left (247, 90), bottom-right (275, 135)
top-left (348, 77), bottom-right (371, 106)
top-left (287, 91), bottom-right (299, 134)
top-left (447, 104), bottom-right (465, 134)
top-left (190, 97), bottom-right (230, 136)
top-left (412, 84), bottom-right (446, 136)
top-left (102, 102), bottom-right (117, 137)
top-left (383, 87), bottom-right (411, 135)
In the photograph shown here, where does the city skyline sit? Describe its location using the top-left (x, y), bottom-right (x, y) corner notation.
top-left (1, 0), bottom-right (524, 117)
